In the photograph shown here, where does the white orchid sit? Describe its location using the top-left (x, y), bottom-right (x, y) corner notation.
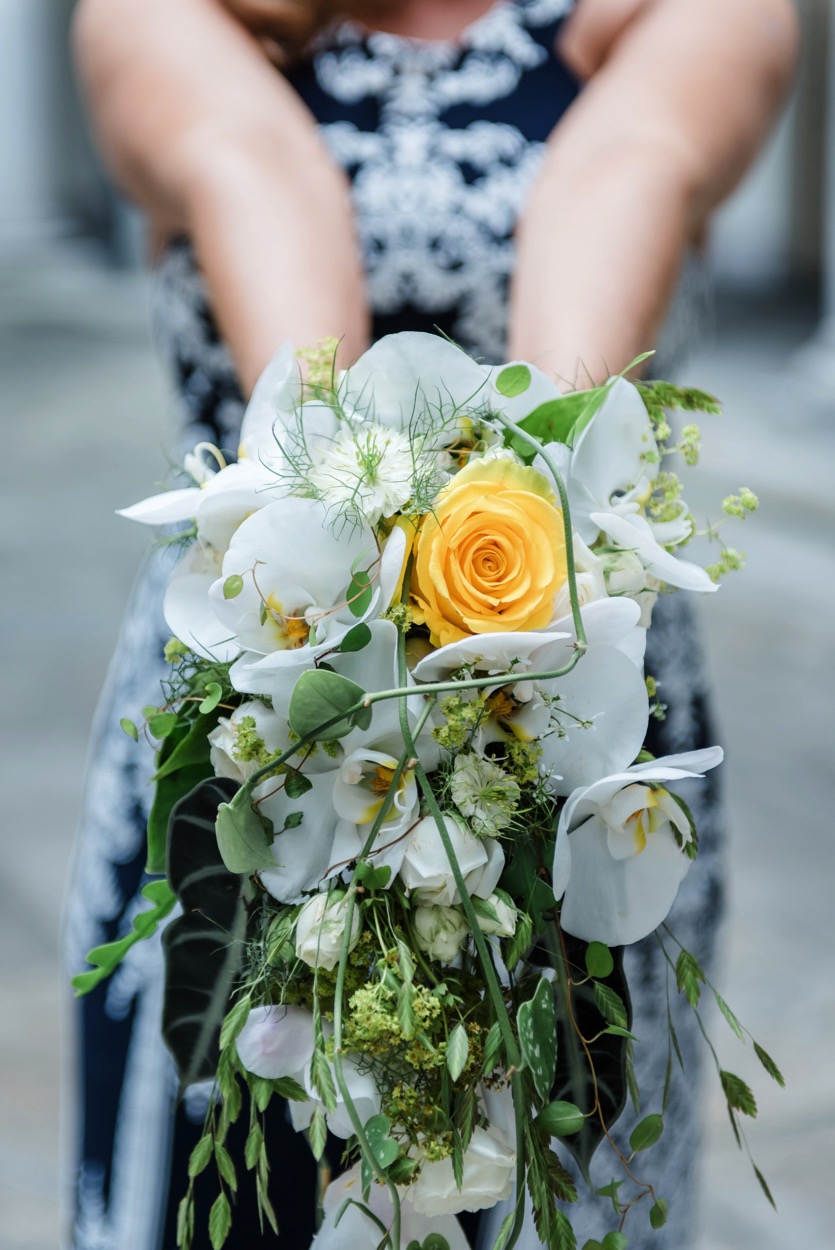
top-left (552, 747), bottom-right (724, 945)
top-left (208, 498), bottom-right (406, 692)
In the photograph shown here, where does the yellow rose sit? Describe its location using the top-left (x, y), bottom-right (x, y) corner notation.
top-left (410, 458), bottom-right (568, 646)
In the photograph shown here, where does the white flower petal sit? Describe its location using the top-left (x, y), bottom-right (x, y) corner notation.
top-left (236, 1004), bottom-right (314, 1080)
top-left (163, 547), bottom-right (240, 663)
top-left (591, 511), bottom-right (717, 593)
top-left (117, 486), bottom-right (201, 526)
top-left (571, 377), bottom-right (654, 507)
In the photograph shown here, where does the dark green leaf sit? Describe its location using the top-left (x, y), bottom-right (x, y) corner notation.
top-left (650, 1198), bottom-right (669, 1229)
top-left (208, 1192), bottom-right (232, 1250)
top-left (339, 622), bottom-right (373, 653)
top-left (72, 879), bottom-right (177, 995)
top-left (273, 1074), bottom-right (308, 1103)
top-left (283, 812), bottom-right (303, 831)
top-left (552, 938), bottom-right (632, 1183)
top-left (188, 1134), bottom-right (213, 1178)
top-left (585, 942), bottom-right (614, 979)
top-left (288, 669), bottom-right (369, 742)
top-left (120, 717), bottom-right (139, 741)
top-left (603, 1026), bottom-right (637, 1040)
top-left (720, 1070), bottom-right (757, 1117)
top-left (495, 363), bottom-right (532, 397)
top-left (147, 709), bottom-right (221, 873)
top-left (149, 712), bottom-right (179, 739)
top-left (504, 909), bottom-right (533, 970)
top-left (594, 983), bottom-right (628, 1029)
top-left (284, 771), bottom-right (312, 799)
top-left (537, 1101), bottom-right (585, 1138)
top-left (482, 1021), bottom-right (503, 1076)
top-left (517, 385), bottom-right (609, 448)
top-left (199, 682), bottom-right (223, 714)
top-left (162, 778), bottom-right (246, 1088)
top-left (365, 1113), bottom-right (400, 1170)
top-left (346, 568), bottom-right (373, 618)
top-left (629, 1114), bottom-right (664, 1153)
top-left (177, 1194), bottom-right (193, 1250)
top-left (753, 1042), bottom-right (785, 1088)
top-left (518, 978), bottom-right (557, 1101)
top-left (422, 1237), bottom-right (451, 1250)
top-left (601, 1235), bottom-right (628, 1250)
top-left (675, 949), bottom-right (704, 1008)
top-left (215, 789), bottom-right (275, 874)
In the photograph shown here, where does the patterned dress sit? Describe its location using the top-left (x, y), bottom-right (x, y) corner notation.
top-left (65, 2), bottom-right (722, 1247)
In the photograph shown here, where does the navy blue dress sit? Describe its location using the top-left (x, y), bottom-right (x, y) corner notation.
top-left (66, 4), bottom-right (722, 1247)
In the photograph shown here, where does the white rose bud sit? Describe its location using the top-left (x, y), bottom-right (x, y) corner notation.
top-left (603, 548), bottom-right (647, 597)
top-left (295, 891), bottom-right (362, 972)
top-left (413, 905), bottom-right (469, 963)
top-left (408, 1126), bottom-right (516, 1215)
top-left (474, 893), bottom-right (517, 939)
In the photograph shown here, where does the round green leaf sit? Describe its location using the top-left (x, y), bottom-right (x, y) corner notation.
top-left (495, 363), bottom-right (532, 397)
top-left (148, 711), bottom-right (178, 739)
top-left (537, 1100), bottom-right (585, 1138)
top-left (288, 669), bottom-right (369, 742)
top-left (629, 1113), bottom-right (664, 1154)
top-left (339, 622), bottom-right (373, 653)
top-left (650, 1198), bottom-right (669, 1230)
top-left (585, 941), bottom-right (614, 979)
top-left (198, 681), bottom-right (223, 714)
top-left (120, 717), bottom-right (139, 741)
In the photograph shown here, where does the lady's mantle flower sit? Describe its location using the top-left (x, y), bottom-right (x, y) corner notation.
top-left (450, 752), bottom-right (520, 837)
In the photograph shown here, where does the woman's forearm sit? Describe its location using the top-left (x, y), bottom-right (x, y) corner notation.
top-left (510, 0), bottom-right (799, 384)
top-left (73, 0), bottom-right (369, 391)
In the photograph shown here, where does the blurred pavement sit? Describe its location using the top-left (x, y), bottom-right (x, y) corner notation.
top-left (1, 244), bottom-right (833, 1249)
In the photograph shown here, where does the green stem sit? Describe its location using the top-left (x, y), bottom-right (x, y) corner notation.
top-left (488, 409), bottom-right (588, 654)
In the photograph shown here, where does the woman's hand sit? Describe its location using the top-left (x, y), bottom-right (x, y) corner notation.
top-left (510, 0), bottom-right (799, 385)
top-left (73, 0), bottom-right (370, 391)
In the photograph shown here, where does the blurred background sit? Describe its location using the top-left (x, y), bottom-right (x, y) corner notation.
top-left (1, 2), bottom-right (833, 1248)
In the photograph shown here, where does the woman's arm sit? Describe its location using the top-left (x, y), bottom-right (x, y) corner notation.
top-left (509, 0), bottom-right (799, 385)
top-left (73, 0), bottom-right (370, 391)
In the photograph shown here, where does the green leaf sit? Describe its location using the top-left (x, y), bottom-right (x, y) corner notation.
top-left (346, 568), bottom-right (373, 618)
top-left (753, 1042), bottom-right (785, 1088)
top-left (147, 710), bottom-right (221, 873)
top-left (188, 1133), bottom-right (213, 1178)
top-left (222, 574), bottom-right (244, 600)
top-left (675, 949), bottom-right (704, 1008)
top-left (214, 1142), bottom-right (238, 1192)
top-left (603, 1026), bottom-right (637, 1040)
top-left (495, 363), bottom-right (532, 397)
top-left (311, 1045), bottom-right (337, 1114)
top-left (601, 1235), bottom-right (628, 1250)
top-left (446, 1023), bottom-right (470, 1082)
top-left (120, 717), bottom-right (139, 741)
top-left (714, 992), bottom-right (745, 1042)
top-left (199, 682), bottom-right (223, 714)
top-left (397, 982), bottom-right (415, 1040)
top-left (720, 1070), bottom-right (757, 1118)
top-left (284, 771), bottom-right (313, 799)
top-left (215, 789), bottom-right (275, 874)
top-left (288, 669), bottom-right (369, 742)
top-left (72, 879), bottom-right (177, 996)
top-left (504, 909), bottom-right (533, 970)
top-left (593, 982), bottom-right (628, 1030)
top-left (365, 1113), bottom-right (400, 1170)
top-left (629, 1114), bottom-right (664, 1153)
top-left (177, 1194), bottom-right (194, 1249)
top-left (585, 942), bottom-right (614, 979)
top-left (537, 1101), bottom-right (585, 1138)
top-left (162, 778), bottom-right (246, 1088)
top-left (208, 1191), bottom-right (232, 1250)
top-left (753, 1163), bottom-right (777, 1210)
top-left (650, 1198), bottom-right (669, 1229)
top-left (244, 1123), bottom-right (263, 1170)
top-left (339, 622), bottom-right (373, 653)
top-left (219, 994), bottom-right (252, 1050)
top-left (422, 1237), bottom-right (451, 1250)
top-left (273, 1074), bottom-right (308, 1102)
top-left (308, 1107), bottom-right (328, 1161)
top-left (149, 712), bottom-right (179, 739)
top-left (250, 1076), bottom-right (273, 1113)
top-left (482, 1021), bottom-right (503, 1076)
top-left (517, 385), bottom-right (609, 448)
top-left (354, 860), bottom-right (392, 891)
top-left (518, 978), bottom-right (557, 1101)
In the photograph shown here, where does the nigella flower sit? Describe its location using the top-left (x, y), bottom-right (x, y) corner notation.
top-left (306, 422), bottom-right (425, 526)
top-left (449, 752), bottom-right (520, 837)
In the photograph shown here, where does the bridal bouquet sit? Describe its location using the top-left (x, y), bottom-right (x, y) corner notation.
top-left (74, 334), bottom-right (779, 1250)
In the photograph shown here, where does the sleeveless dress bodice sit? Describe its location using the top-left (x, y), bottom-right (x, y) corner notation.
top-left (154, 0), bottom-right (580, 445)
